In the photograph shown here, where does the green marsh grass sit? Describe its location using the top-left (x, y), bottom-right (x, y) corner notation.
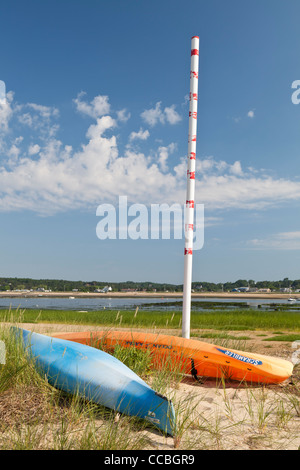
top-left (1, 307), bottom-right (300, 332)
top-left (263, 333), bottom-right (300, 342)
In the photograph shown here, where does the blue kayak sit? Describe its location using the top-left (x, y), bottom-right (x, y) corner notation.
top-left (13, 327), bottom-right (175, 436)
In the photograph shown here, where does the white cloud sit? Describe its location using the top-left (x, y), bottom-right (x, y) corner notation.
top-left (141, 101), bottom-right (181, 126)
top-left (129, 128), bottom-right (150, 142)
top-left (157, 143), bottom-right (176, 172)
top-left (73, 92), bottom-right (110, 119)
top-left (197, 172), bottom-right (300, 210)
top-left (249, 232), bottom-right (300, 250)
top-left (7, 143), bottom-right (21, 159)
top-left (18, 112), bottom-right (33, 127)
top-left (0, 111), bottom-right (182, 214)
top-left (1, 128), bottom-right (300, 215)
top-left (231, 109), bottom-right (255, 123)
top-left (164, 105), bottom-right (182, 125)
top-left (141, 102), bottom-right (164, 126)
top-left (196, 157), bottom-right (243, 177)
top-left (26, 102), bottom-right (59, 119)
top-left (28, 143), bottom-right (41, 155)
top-left (116, 108), bottom-right (131, 123)
top-left (16, 100), bottom-right (59, 139)
top-left (1, 91), bottom-right (300, 216)
top-left (230, 160), bottom-right (243, 176)
top-left (85, 115), bottom-right (116, 140)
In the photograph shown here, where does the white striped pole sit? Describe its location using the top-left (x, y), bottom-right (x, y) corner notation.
top-left (182, 36), bottom-right (199, 339)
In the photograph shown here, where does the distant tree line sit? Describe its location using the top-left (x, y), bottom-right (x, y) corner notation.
top-left (0, 277), bottom-right (299, 292)
top-left (192, 277), bottom-right (300, 292)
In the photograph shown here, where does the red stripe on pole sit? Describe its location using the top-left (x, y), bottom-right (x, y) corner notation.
top-left (187, 170), bottom-right (195, 179)
top-left (191, 49), bottom-right (199, 56)
top-left (189, 152), bottom-right (196, 160)
top-left (186, 200), bottom-right (194, 208)
top-left (189, 111), bottom-right (197, 119)
top-left (184, 248), bottom-right (193, 255)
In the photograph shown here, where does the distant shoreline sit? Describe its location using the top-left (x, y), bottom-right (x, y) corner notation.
top-left (0, 291), bottom-right (299, 300)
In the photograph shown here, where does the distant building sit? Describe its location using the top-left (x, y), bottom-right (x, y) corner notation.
top-left (280, 288), bottom-right (292, 293)
top-left (231, 287), bottom-right (250, 292)
top-left (95, 286), bottom-right (112, 293)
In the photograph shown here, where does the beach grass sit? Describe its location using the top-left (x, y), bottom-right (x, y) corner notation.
top-left (263, 333), bottom-right (300, 342)
top-left (0, 324), bottom-right (163, 449)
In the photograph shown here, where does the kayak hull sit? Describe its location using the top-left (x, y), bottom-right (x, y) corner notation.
top-left (51, 330), bottom-right (294, 385)
top-left (13, 328), bottom-right (175, 436)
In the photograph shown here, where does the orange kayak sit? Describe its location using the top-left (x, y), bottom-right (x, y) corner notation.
top-left (51, 330), bottom-right (294, 384)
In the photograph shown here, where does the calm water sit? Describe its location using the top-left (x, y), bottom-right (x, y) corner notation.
top-left (0, 296), bottom-right (298, 311)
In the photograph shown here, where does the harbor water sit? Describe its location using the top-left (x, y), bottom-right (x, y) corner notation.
top-left (0, 296), bottom-right (299, 312)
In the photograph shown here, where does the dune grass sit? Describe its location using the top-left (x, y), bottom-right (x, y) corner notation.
top-left (263, 333), bottom-right (300, 342)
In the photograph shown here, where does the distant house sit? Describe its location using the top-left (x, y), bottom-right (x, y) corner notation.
top-left (280, 288), bottom-right (292, 293)
top-left (231, 287), bottom-right (249, 292)
top-left (258, 288), bottom-right (271, 293)
top-left (95, 286), bottom-right (112, 293)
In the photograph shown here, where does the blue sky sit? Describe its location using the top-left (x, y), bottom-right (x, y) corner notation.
top-left (0, 0), bottom-right (300, 284)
